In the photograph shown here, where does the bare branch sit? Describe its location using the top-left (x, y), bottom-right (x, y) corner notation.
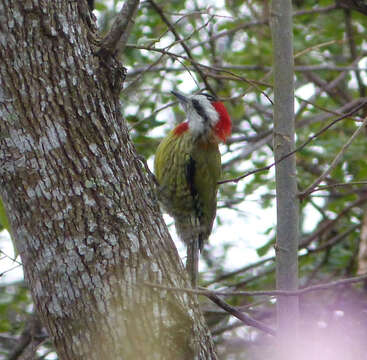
top-left (307, 224), bottom-right (360, 254)
top-left (7, 314), bottom-right (47, 360)
top-left (293, 4), bottom-right (340, 16)
top-left (122, 52), bottom-right (166, 94)
top-left (344, 8), bottom-right (365, 97)
top-left (98, 0), bottom-right (140, 57)
top-left (144, 272), bottom-right (367, 297)
top-left (126, 64), bottom-right (367, 77)
top-left (306, 181), bottom-right (367, 195)
top-left (0, 248), bottom-right (22, 265)
top-left (0, 264), bottom-right (22, 277)
top-left (205, 293), bottom-right (276, 336)
top-left (337, 0), bottom-right (367, 16)
top-left (231, 273), bottom-right (367, 296)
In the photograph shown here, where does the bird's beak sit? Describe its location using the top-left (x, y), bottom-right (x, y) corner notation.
top-left (171, 90), bottom-right (189, 104)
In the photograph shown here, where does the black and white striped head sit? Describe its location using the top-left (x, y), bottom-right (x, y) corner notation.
top-left (171, 90), bottom-right (220, 138)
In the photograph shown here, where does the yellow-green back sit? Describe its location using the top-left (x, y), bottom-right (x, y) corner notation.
top-left (154, 130), bottom-right (221, 245)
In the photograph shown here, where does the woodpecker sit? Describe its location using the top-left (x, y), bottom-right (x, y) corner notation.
top-left (154, 90), bottom-right (231, 286)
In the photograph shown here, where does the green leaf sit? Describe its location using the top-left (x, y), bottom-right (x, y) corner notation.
top-left (256, 237), bottom-right (275, 257)
top-left (94, 2), bottom-right (108, 11)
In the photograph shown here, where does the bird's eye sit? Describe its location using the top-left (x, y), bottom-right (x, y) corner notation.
top-left (201, 93), bottom-right (216, 102)
top-left (192, 99), bottom-right (209, 122)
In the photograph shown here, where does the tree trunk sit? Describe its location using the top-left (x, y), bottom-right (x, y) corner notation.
top-left (271, 0), bottom-right (299, 353)
top-left (0, 1), bottom-right (216, 359)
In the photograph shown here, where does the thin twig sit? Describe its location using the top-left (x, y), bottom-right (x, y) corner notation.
top-left (126, 44), bottom-right (273, 97)
top-left (296, 98), bottom-right (367, 133)
top-left (306, 181), bottom-right (367, 195)
top-left (206, 224), bottom-right (359, 287)
top-left (295, 56), bottom-right (364, 119)
top-left (219, 101), bottom-right (366, 185)
top-left (126, 64), bottom-right (367, 77)
top-left (124, 20), bottom-right (214, 94)
top-left (295, 95), bottom-right (361, 122)
top-left (7, 314), bottom-right (46, 360)
top-left (0, 248), bottom-right (22, 265)
top-left (299, 194), bottom-right (367, 248)
top-left (307, 224), bottom-right (360, 254)
top-left (144, 272), bottom-right (367, 297)
top-left (128, 102), bottom-right (172, 131)
top-left (205, 256), bottom-right (274, 286)
top-left (146, 8), bottom-right (213, 48)
top-left (0, 264), bottom-right (22, 277)
top-left (200, 71), bottom-right (274, 104)
top-left (293, 4), bottom-right (339, 16)
top-left (211, 320), bottom-right (246, 336)
top-left (344, 9), bottom-right (365, 97)
top-left (205, 293), bottom-right (276, 336)
top-left (182, 5), bottom-right (339, 53)
top-left (294, 39), bottom-right (344, 59)
top-left (300, 115), bottom-right (367, 199)
top-left (122, 52), bottom-right (166, 94)
top-left (148, 0), bottom-right (215, 94)
top-left (337, 0), bottom-right (367, 16)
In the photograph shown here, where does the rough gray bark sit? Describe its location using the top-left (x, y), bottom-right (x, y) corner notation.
top-left (270, 0), bottom-right (299, 348)
top-left (0, 1), bottom-right (217, 359)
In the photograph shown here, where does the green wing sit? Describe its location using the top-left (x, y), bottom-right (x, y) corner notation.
top-left (0, 196), bottom-right (17, 254)
top-left (190, 141), bottom-right (221, 241)
top-left (0, 196), bottom-right (10, 232)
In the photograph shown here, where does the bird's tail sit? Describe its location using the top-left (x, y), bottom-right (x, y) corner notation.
top-left (186, 235), bottom-right (200, 287)
top-left (176, 216), bottom-right (205, 287)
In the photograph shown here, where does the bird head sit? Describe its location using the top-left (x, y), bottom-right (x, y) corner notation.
top-left (171, 90), bottom-right (232, 143)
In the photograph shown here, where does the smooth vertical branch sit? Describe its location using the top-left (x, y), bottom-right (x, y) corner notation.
top-left (271, 0), bottom-right (299, 345)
